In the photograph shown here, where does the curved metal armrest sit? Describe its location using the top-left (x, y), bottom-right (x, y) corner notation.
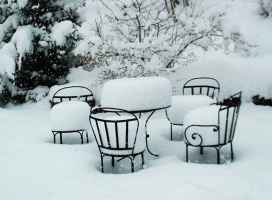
top-left (184, 124), bottom-right (219, 146)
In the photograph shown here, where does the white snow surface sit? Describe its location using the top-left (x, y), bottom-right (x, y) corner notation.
top-left (1, 100), bottom-right (272, 199)
top-left (50, 101), bottom-right (90, 131)
top-left (167, 95), bottom-right (216, 125)
top-left (101, 77), bottom-right (172, 111)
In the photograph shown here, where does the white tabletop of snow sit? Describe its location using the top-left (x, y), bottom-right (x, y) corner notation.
top-left (48, 83), bottom-right (93, 100)
top-left (50, 101), bottom-right (90, 131)
top-left (101, 77), bottom-right (172, 111)
top-left (183, 105), bottom-right (225, 146)
top-left (167, 95), bottom-right (216, 124)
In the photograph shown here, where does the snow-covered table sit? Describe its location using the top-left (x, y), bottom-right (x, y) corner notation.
top-left (101, 76), bottom-right (172, 157)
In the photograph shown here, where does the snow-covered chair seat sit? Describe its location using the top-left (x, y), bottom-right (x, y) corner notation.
top-left (167, 95), bottom-right (216, 125)
top-left (49, 84), bottom-right (95, 108)
top-left (90, 107), bottom-right (145, 173)
top-left (50, 101), bottom-right (91, 144)
top-left (167, 77), bottom-right (220, 140)
top-left (183, 92), bottom-right (242, 164)
top-left (101, 77), bottom-right (172, 111)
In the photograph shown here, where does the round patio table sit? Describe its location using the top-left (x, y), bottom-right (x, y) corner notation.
top-left (101, 76), bottom-right (172, 157)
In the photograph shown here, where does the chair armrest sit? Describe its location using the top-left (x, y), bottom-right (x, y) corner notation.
top-left (184, 124), bottom-right (219, 146)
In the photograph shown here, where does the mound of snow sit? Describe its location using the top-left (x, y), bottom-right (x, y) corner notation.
top-left (101, 77), bottom-right (172, 111)
top-left (183, 105), bottom-right (220, 146)
top-left (183, 104), bottom-right (237, 146)
top-left (167, 95), bottom-right (216, 125)
top-left (50, 101), bottom-right (90, 131)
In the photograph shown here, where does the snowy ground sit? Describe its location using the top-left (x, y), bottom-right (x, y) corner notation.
top-left (1, 100), bottom-right (272, 200)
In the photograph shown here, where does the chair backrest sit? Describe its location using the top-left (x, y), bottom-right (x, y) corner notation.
top-left (183, 77), bottom-right (220, 99)
top-left (89, 107), bottom-right (140, 155)
top-left (218, 91), bottom-right (242, 145)
top-left (51, 86), bottom-right (95, 107)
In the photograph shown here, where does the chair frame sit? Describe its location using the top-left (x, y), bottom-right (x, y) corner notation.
top-left (50, 86), bottom-right (93, 144)
top-left (89, 107), bottom-right (145, 173)
top-left (169, 77), bottom-right (220, 140)
top-left (50, 85), bottom-right (95, 108)
top-left (184, 91), bottom-right (242, 164)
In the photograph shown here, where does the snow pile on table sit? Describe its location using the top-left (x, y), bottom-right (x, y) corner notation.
top-left (167, 95), bottom-right (216, 125)
top-left (90, 112), bottom-right (145, 155)
top-left (101, 77), bottom-right (172, 111)
top-left (50, 101), bottom-right (90, 131)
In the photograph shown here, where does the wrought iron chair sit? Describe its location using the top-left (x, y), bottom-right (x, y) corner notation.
top-left (168, 77), bottom-right (220, 140)
top-left (89, 107), bottom-right (145, 173)
top-left (184, 91), bottom-right (242, 164)
top-left (50, 85), bottom-right (95, 108)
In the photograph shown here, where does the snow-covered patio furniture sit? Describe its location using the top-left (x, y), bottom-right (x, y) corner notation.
top-left (89, 107), bottom-right (145, 173)
top-left (101, 76), bottom-right (172, 157)
top-left (183, 91), bottom-right (242, 164)
top-left (49, 85), bottom-right (95, 108)
top-left (167, 77), bottom-right (220, 140)
top-left (50, 101), bottom-right (90, 144)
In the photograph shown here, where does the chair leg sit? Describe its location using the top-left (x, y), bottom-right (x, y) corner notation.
top-left (53, 133), bottom-right (56, 144)
top-left (200, 146), bottom-right (204, 155)
top-left (216, 148), bottom-right (220, 164)
top-left (129, 156), bottom-right (135, 173)
top-left (60, 133), bottom-right (63, 144)
top-left (141, 153), bottom-right (145, 166)
top-left (230, 142), bottom-right (234, 161)
top-left (100, 154), bottom-right (104, 173)
top-left (186, 144), bottom-right (189, 162)
top-left (111, 156), bottom-right (115, 167)
top-left (86, 131), bottom-right (89, 143)
top-left (80, 132), bottom-right (84, 144)
top-left (170, 124), bottom-right (173, 140)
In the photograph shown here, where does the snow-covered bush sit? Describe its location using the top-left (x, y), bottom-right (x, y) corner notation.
top-left (259, 0), bottom-right (272, 17)
top-left (0, 0), bottom-right (80, 105)
top-left (75, 0), bottom-right (251, 84)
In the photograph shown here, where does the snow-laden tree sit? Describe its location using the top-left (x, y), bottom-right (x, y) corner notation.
top-left (75, 0), bottom-right (250, 83)
top-left (0, 0), bottom-right (80, 105)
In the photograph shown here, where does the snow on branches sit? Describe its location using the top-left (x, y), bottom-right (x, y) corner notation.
top-left (75, 0), bottom-right (251, 82)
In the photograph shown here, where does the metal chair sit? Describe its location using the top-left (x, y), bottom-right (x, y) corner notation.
top-left (50, 85), bottom-right (95, 108)
top-left (89, 107), bottom-right (145, 173)
top-left (168, 77), bottom-right (220, 140)
top-left (184, 91), bottom-right (242, 164)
